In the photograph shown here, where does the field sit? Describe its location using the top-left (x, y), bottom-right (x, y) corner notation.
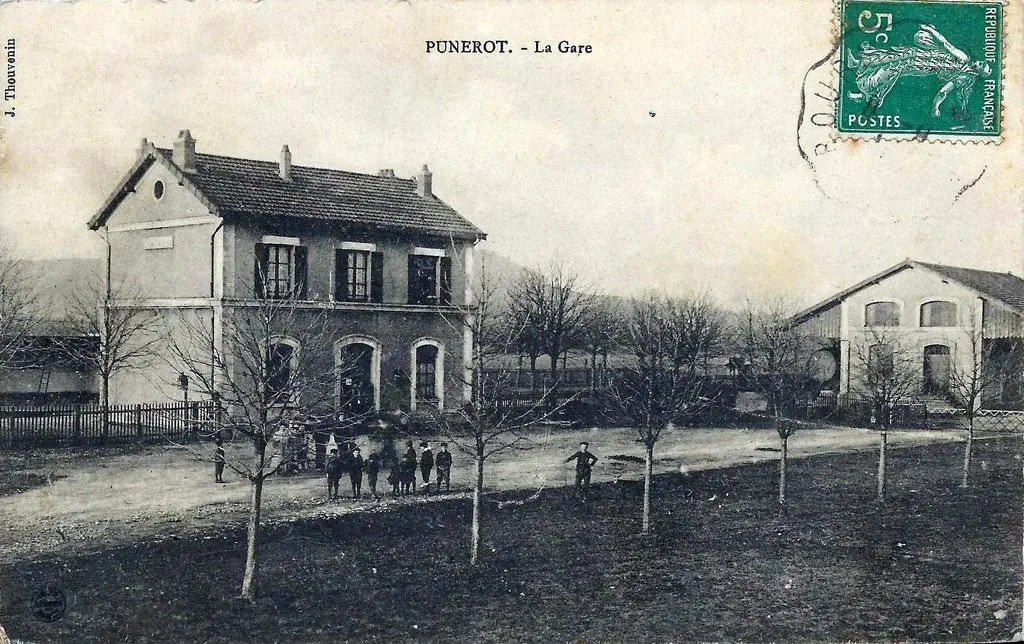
top-left (0, 434), bottom-right (1019, 643)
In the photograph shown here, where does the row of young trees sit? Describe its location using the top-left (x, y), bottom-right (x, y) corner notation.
top-left (0, 244), bottom-right (1012, 600)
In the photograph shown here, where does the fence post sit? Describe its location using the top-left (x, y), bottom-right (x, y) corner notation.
top-left (135, 405), bottom-right (143, 440)
top-left (73, 406), bottom-right (82, 445)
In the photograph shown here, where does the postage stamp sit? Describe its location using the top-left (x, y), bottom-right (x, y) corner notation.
top-left (837, 0), bottom-right (1003, 139)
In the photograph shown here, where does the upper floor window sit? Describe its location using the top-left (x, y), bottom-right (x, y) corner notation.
top-left (864, 301), bottom-right (899, 327)
top-left (920, 301), bottom-right (957, 327)
top-left (408, 252), bottom-right (452, 305)
top-left (335, 248), bottom-right (383, 303)
top-left (255, 242), bottom-right (308, 299)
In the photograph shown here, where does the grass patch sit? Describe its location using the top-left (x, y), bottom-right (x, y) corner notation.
top-left (1, 438), bottom-right (1020, 642)
top-left (0, 472), bottom-right (66, 497)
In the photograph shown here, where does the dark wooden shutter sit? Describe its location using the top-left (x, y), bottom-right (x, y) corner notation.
top-left (370, 251), bottom-right (384, 303)
top-left (254, 243), bottom-right (269, 298)
top-left (294, 246), bottom-right (308, 299)
top-left (407, 255), bottom-right (417, 304)
top-left (439, 257), bottom-right (453, 306)
top-left (335, 250), bottom-right (349, 302)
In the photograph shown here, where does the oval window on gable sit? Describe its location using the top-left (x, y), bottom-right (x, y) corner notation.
top-left (153, 180), bottom-right (165, 201)
top-left (865, 301), bottom-right (899, 326)
top-left (920, 301), bottom-right (957, 327)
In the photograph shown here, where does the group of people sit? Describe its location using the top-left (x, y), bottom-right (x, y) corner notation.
top-left (387, 440), bottom-right (453, 495)
top-left (324, 439), bottom-right (453, 500)
top-left (325, 442), bottom-right (382, 499)
top-left (215, 434), bottom-right (601, 501)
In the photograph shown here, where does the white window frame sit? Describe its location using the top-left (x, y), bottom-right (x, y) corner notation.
top-left (410, 338), bottom-right (445, 411)
top-left (334, 335), bottom-right (382, 412)
top-left (265, 336), bottom-right (300, 407)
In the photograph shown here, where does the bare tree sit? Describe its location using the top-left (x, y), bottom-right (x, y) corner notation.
top-left (0, 240), bottom-right (40, 372)
top-left (736, 299), bottom-right (816, 516)
top-left (579, 296), bottom-right (623, 389)
top-left (508, 263), bottom-right (595, 399)
top-left (607, 294), bottom-right (725, 534)
top-left (164, 290), bottom-right (360, 600)
top-left (948, 303), bottom-right (1021, 488)
top-left (60, 276), bottom-right (161, 435)
top-left (435, 257), bottom-right (561, 565)
top-left (850, 326), bottom-right (920, 502)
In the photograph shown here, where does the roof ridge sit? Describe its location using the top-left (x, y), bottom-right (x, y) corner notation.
top-left (914, 259), bottom-right (1020, 278)
top-left (154, 146), bottom-right (412, 182)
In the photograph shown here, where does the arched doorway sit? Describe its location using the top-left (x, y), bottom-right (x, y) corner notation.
top-left (923, 345), bottom-right (951, 395)
top-left (336, 337), bottom-right (381, 414)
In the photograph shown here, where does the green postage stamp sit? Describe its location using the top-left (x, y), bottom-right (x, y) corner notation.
top-left (838, 0), bottom-right (1003, 140)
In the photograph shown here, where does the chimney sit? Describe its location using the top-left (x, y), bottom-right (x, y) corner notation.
top-left (137, 137), bottom-right (150, 156)
top-left (279, 145), bottom-right (292, 182)
top-left (378, 168), bottom-right (395, 178)
top-left (172, 129), bottom-right (197, 173)
top-left (416, 164), bottom-right (432, 198)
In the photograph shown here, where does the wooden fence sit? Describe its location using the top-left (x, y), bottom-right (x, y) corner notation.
top-left (0, 401), bottom-right (217, 448)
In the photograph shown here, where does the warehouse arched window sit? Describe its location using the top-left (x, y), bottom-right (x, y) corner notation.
top-left (864, 301), bottom-right (899, 327)
top-left (920, 301), bottom-right (957, 327)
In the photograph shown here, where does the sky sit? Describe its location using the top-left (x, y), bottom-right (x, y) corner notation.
top-left (0, 0), bottom-right (1021, 308)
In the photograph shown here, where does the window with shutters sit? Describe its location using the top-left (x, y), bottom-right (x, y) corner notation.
top-left (335, 249), bottom-right (383, 302)
top-left (255, 243), bottom-right (308, 299)
top-left (407, 254), bottom-right (452, 305)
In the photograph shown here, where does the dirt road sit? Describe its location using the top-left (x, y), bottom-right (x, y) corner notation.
top-left (0, 425), bottom-right (962, 564)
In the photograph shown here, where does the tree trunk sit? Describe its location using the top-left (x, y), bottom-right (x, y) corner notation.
top-left (101, 373), bottom-right (110, 439)
top-left (470, 454), bottom-right (484, 566)
top-left (641, 441), bottom-right (654, 535)
top-left (877, 430), bottom-right (888, 502)
top-left (961, 422), bottom-right (974, 488)
top-left (778, 433), bottom-right (788, 516)
top-left (240, 473), bottom-right (264, 600)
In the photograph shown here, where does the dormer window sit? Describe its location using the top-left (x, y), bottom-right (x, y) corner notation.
top-left (407, 248), bottom-right (452, 305)
top-left (865, 301), bottom-right (899, 326)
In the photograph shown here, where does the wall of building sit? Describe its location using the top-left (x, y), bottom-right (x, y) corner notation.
top-left (229, 222), bottom-right (474, 307)
top-left (838, 266), bottom-right (983, 400)
top-left (104, 161), bottom-right (219, 299)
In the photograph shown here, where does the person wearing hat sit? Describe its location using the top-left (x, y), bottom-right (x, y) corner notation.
top-left (401, 440), bottom-right (418, 494)
top-left (565, 441), bottom-right (599, 499)
top-left (349, 447), bottom-right (365, 499)
top-left (325, 448), bottom-right (343, 500)
top-left (435, 442), bottom-right (453, 492)
top-left (419, 441), bottom-right (434, 492)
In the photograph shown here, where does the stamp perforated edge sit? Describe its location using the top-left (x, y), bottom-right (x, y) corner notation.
top-left (830, 0), bottom-right (1008, 144)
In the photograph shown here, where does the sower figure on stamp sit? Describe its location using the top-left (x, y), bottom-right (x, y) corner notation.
top-left (214, 436), bottom-right (226, 483)
top-left (435, 442), bottom-right (452, 492)
top-left (565, 441), bottom-right (598, 499)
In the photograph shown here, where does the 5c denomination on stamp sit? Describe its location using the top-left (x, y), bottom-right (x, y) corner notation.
top-left (838, 0), bottom-right (1003, 140)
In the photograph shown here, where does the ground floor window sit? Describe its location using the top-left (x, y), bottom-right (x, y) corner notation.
top-left (416, 344), bottom-right (438, 401)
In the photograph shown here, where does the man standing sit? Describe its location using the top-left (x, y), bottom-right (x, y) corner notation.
top-left (349, 447), bottom-right (365, 499)
top-left (214, 437), bottom-right (226, 483)
top-left (366, 452), bottom-right (381, 498)
top-left (402, 440), bottom-right (418, 494)
top-left (435, 442), bottom-right (453, 492)
top-left (419, 441), bottom-right (434, 493)
top-left (325, 448), bottom-right (342, 500)
top-left (565, 441), bottom-right (598, 498)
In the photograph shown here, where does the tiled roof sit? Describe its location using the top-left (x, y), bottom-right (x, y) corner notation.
top-left (153, 148), bottom-right (485, 240)
top-left (793, 259), bottom-right (1024, 323)
top-left (916, 261), bottom-right (1024, 310)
